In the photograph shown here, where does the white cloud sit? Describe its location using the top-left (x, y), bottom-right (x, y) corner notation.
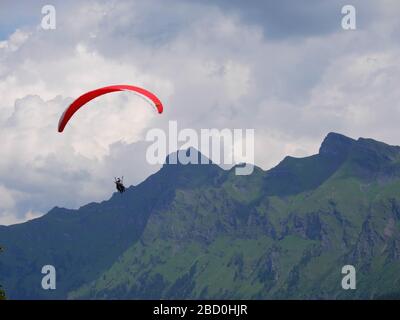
top-left (0, 185), bottom-right (16, 210)
top-left (0, 28), bottom-right (30, 52)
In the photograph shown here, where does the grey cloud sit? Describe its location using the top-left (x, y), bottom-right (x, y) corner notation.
top-left (199, 0), bottom-right (380, 39)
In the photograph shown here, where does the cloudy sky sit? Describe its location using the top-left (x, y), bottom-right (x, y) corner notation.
top-left (0, 0), bottom-right (399, 225)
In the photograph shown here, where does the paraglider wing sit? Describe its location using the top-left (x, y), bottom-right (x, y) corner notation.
top-left (58, 85), bottom-right (163, 132)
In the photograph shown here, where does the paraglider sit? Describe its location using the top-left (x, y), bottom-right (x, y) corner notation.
top-left (114, 177), bottom-right (126, 194)
top-left (57, 85), bottom-right (164, 195)
top-left (57, 84), bottom-right (163, 133)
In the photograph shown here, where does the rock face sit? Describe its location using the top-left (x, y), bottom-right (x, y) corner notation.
top-left (2, 133), bottom-right (400, 299)
top-left (319, 132), bottom-right (355, 157)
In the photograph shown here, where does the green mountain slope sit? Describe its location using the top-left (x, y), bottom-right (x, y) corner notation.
top-left (0, 152), bottom-right (222, 299)
top-left (70, 133), bottom-right (400, 299)
top-left (0, 246), bottom-right (5, 300)
top-left (2, 132), bottom-right (400, 299)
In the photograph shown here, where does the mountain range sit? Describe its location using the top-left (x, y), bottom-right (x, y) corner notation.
top-left (1, 132), bottom-right (400, 299)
